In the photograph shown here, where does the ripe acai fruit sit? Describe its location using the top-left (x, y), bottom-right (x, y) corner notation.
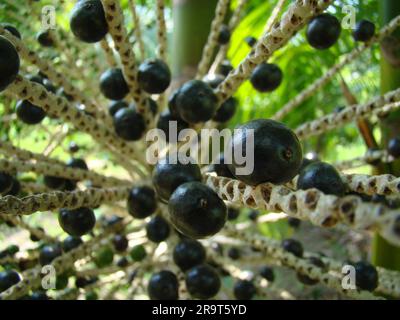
top-left (15, 100), bottom-right (46, 125)
top-left (353, 19), bottom-right (375, 42)
top-left (168, 181), bottom-right (227, 239)
top-left (58, 207), bottom-right (96, 236)
top-left (0, 36), bottom-right (20, 92)
top-left (113, 106), bottom-right (146, 141)
top-left (227, 119), bottom-right (303, 185)
top-left (70, 0), bottom-right (108, 43)
top-left (306, 14), bottom-right (341, 50)
top-left (185, 264), bottom-right (221, 299)
top-left (100, 68), bottom-right (129, 101)
top-left (127, 186), bottom-right (157, 219)
top-left (173, 239), bottom-right (206, 271)
top-left (138, 59), bottom-right (171, 94)
top-left (148, 270), bottom-right (179, 300)
top-left (250, 63), bottom-right (283, 92)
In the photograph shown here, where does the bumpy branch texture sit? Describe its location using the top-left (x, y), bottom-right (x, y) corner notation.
top-left (0, 186), bottom-right (131, 216)
top-left (214, 0), bottom-right (332, 104)
top-left (295, 93), bottom-right (400, 139)
top-left (100, 37), bottom-right (118, 68)
top-left (205, 174), bottom-right (400, 246)
top-left (0, 158), bottom-right (131, 187)
top-left (342, 173), bottom-right (400, 196)
top-left (334, 150), bottom-right (393, 171)
top-left (5, 75), bottom-right (147, 168)
top-left (101, 0), bottom-right (152, 125)
top-left (0, 26), bottom-right (110, 123)
top-left (196, 0), bottom-right (231, 79)
top-left (272, 14), bottom-right (400, 120)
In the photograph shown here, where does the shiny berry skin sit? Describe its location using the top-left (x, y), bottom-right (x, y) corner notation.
top-left (173, 239), bottom-right (206, 271)
top-left (175, 80), bottom-right (218, 124)
top-left (0, 172), bottom-right (13, 194)
top-left (203, 74), bottom-right (224, 89)
top-left (281, 239), bottom-right (303, 258)
top-left (152, 155), bottom-right (202, 202)
top-left (297, 256), bottom-right (325, 285)
top-left (167, 88), bottom-right (180, 117)
top-left (1, 24), bottom-right (21, 39)
top-left (108, 100), bottom-right (128, 117)
top-left (127, 186), bottom-right (157, 219)
top-left (43, 175), bottom-right (66, 190)
top-left (62, 236), bottom-right (83, 252)
top-left (156, 109), bottom-right (189, 142)
top-left (297, 161), bottom-right (346, 196)
top-left (185, 264), bottom-right (221, 299)
top-left (0, 270), bottom-right (21, 292)
top-left (76, 276), bottom-right (98, 288)
top-left (388, 137), bottom-right (400, 158)
top-left (227, 206), bottom-right (240, 220)
top-left (168, 181), bottom-right (227, 239)
top-left (353, 261), bottom-right (379, 291)
top-left (15, 100), bottom-right (46, 125)
top-left (259, 266), bottom-right (275, 282)
top-left (353, 20), bottom-right (375, 42)
top-left (36, 30), bottom-right (54, 47)
top-left (245, 36), bottom-right (257, 47)
top-left (68, 142), bottom-right (80, 153)
top-left (66, 158), bottom-right (88, 171)
top-left (70, 0), bottom-right (108, 43)
top-left (39, 243), bottom-right (63, 265)
top-left (112, 234), bottom-right (129, 252)
top-left (148, 270), bottom-right (179, 300)
top-left (100, 68), bottom-right (129, 101)
top-left (228, 247), bottom-right (240, 260)
top-left (228, 119), bottom-right (303, 185)
top-left (116, 257), bottom-right (129, 268)
top-left (218, 24), bottom-right (231, 45)
top-left (113, 106), bottom-right (146, 141)
top-left (250, 63), bottom-right (283, 92)
top-left (130, 244), bottom-right (147, 262)
top-left (248, 209), bottom-right (259, 221)
top-left (146, 216), bottom-right (170, 243)
top-left (138, 59), bottom-right (171, 94)
top-left (58, 207), bottom-right (96, 236)
top-left (233, 280), bottom-right (256, 300)
top-left (212, 97), bottom-right (237, 123)
top-left (306, 14), bottom-right (341, 50)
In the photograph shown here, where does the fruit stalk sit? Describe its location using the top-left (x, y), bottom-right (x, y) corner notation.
top-left (205, 174), bottom-right (400, 247)
top-left (100, 37), bottom-right (118, 68)
top-left (128, 0), bottom-right (146, 60)
top-left (195, 0), bottom-right (231, 79)
top-left (272, 14), bottom-right (400, 121)
top-left (295, 97), bottom-right (400, 140)
top-left (214, 0), bottom-right (332, 105)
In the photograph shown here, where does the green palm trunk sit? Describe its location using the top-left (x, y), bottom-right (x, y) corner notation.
top-left (372, 0), bottom-right (400, 271)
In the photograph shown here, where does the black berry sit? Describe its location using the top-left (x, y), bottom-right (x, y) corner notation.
top-left (1, 24), bottom-right (21, 39)
top-left (185, 264), bottom-right (221, 299)
top-left (43, 175), bottom-right (66, 190)
top-left (281, 238), bottom-right (303, 258)
top-left (244, 36), bottom-right (257, 47)
top-left (113, 106), bottom-right (146, 141)
top-left (233, 280), bottom-right (256, 300)
top-left (138, 59), bottom-right (171, 94)
top-left (353, 19), bottom-right (375, 42)
top-left (176, 80), bottom-right (218, 123)
top-left (353, 261), bottom-right (379, 291)
top-left (212, 97), bottom-right (237, 123)
top-left (16, 100), bottom-right (46, 125)
top-left (112, 234), bottom-right (129, 252)
top-left (127, 186), bottom-right (157, 219)
top-left (250, 63), bottom-right (283, 92)
top-left (218, 60), bottom-right (233, 77)
top-left (152, 155), bottom-right (202, 202)
top-left (288, 217), bottom-right (301, 229)
top-left (70, 0), bottom-right (108, 43)
top-left (0, 270), bottom-right (21, 292)
top-left (30, 227), bottom-right (45, 242)
top-left (67, 158), bottom-right (88, 170)
top-left (228, 247), bottom-right (240, 260)
top-left (207, 153), bottom-right (235, 179)
top-left (146, 215), bottom-right (170, 243)
top-left (259, 266), bottom-right (275, 282)
top-left (297, 161), bottom-right (346, 196)
top-left (388, 137), bottom-right (400, 158)
top-left (0, 172), bottom-right (13, 194)
top-left (306, 14), bottom-right (341, 50)
top-left (228, 119), bottom-right (303, 185)
top-left (217, 24), bottom-right (231, 45)
top-left (168, 181), bottom-right (227, 239)
top-left (156, 109), bottom-right (189, 142)
top-left (173, 239), bottom-right (206, 271)
top-left (148, 270), bottom-right (179, 300)
top-left (36, 30), bottom-right (54, 47)
top-left (100, 68), bottom-right (129, 101)
top-left (227, 206), bottom-right (240, 220)
top-left (62, 236), bottom-right (83, 252)
top-left (39, 243), bottom-right (63, 265)
top-left (58, 207), bottom-right (96, 236)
